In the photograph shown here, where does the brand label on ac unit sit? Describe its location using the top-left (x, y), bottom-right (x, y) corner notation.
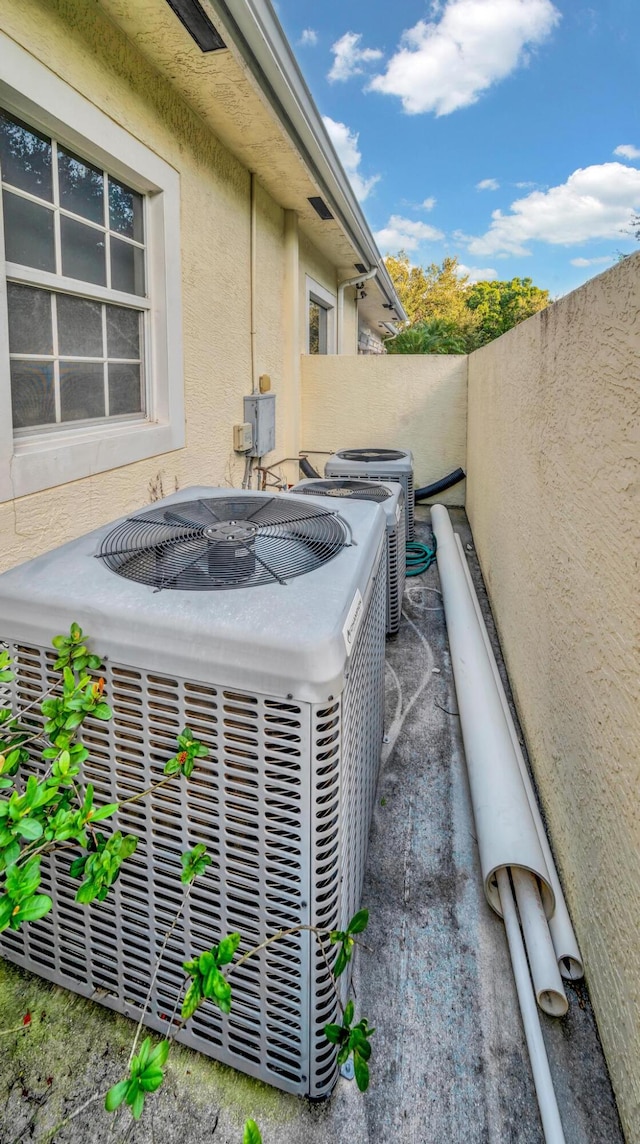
top-left (342, 589), bottom-right (364, 654)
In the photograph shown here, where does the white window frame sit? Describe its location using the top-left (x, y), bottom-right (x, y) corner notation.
top-left (0, 33), bottom-right (184, 503)
top-left (305, 276), bottom-right (336, 354)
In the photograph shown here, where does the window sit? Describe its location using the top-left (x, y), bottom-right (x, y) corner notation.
top-left (306, 277), bottom-right (335, 354)
top-left (0, 34), bottom-right (184, 502)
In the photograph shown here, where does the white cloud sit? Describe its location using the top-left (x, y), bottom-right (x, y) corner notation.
top-left (421, 196), bottom-right (437, 210)
top-left (476, 178), bottom-right (500, 191)
top-left (322, 117), bottom-right (380, 203)
top-left (373, 214), bottom-right (444, 253)
top-left (299, 28), bottom-right (318, 47)
top-left (570, 256), bottom-right (613, 267)
top-left (456, 263), bottom-right (498, 281)
top-left (614, 144), bottom-right (640, 160)
top-left (328, 32), bottom-right (383, 83)
top-left (369, 0), bottom-right (560, 115)
top-left (466, 162), bottom-right (640, 255)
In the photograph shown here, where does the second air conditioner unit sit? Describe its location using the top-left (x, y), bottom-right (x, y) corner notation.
top-left (291, 478), bottom-right (406, 635)
top-left (325, 448), bottom-right (415, 540)
top-left (0, 487), bottom-right (387, 1099)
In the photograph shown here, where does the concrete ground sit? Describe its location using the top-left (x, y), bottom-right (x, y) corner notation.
top-left (0, 508), bottom-right (624, 1144)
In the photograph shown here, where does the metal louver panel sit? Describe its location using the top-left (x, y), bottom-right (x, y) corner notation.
top-left (308, 544), bottom-right (387, 1096)
top-left (324, 455), bottom-right (415, 541)
top-left (0, 537), bottom-right (387, 1098)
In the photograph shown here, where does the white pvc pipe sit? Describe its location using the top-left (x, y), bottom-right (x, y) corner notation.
top-left (337, 268), bottom-right (377, 354)
top-left (497, 868), bottom-right (567, 1144)
top-left (453, 532), bottom-right (583, 981)
top-left (511, 867), bottom-right (568, 1017)
top-left (430, 504), bottom-right (554, 917)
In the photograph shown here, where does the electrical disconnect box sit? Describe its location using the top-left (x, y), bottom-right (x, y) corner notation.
top-left (244, 392), bottom-right (276, 457)
top-left (233, 422), bottom-right (253, 452)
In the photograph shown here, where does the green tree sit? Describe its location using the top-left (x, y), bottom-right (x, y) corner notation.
top-left (386, 318), bottom-right (466, 355)
top-left (465, 277), bottom-right (549, 347)
top-left (384, 253), bottom-right (549, 353)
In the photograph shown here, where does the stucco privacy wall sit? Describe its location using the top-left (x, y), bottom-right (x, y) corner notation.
top-left (301, 354), bottom-right (468, 502)
top-left (0, 0), bottom-right (354, 571)
top-left (466, 253), bottom-right (640, 1141)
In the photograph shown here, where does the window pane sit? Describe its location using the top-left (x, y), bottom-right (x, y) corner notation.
top-left (110, 237), bottom-right (145, 295)
top-left (56, 294), bottom-right (103, 357)
top-left (106, 305), bottom-right (140, 359)
top-left (60, 215), bottom-right (106, 286)
top-left (11, 361), bottom-right (55, 428)
top-left (58, 147), bottom-right (104, 225)
top-left (7, 284), bottom-right (53, 355)
top-left (108, 177), bottom-right (143, 242)
top-left (3, 190), bottom-right (55, 271)
top-left (60, 361), bottom-right (105, 421)
top-left (309, 301), bottom-right (320, 355)
top-left (0, 109), bottom-right (52, 201)
top-left (109, 363), bottom-right (142, 415)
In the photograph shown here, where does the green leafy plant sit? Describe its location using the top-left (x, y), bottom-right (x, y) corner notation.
top-left (105, 1036), bottom-right (170, 1120)
top-left (324, 999), bottom-right (375, 1092)
top-left (330, 908), bottom-right (370, 978)
top-left (182, 933), bottom-right (242, 1019)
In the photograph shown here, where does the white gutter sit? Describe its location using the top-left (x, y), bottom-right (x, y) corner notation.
top-left (202, 0), bottom-right (407, 323)
top-left (337, 268), bottom-right (378, 354)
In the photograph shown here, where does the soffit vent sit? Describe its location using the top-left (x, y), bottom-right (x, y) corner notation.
top-left (296, 479), bottom-right (392, 502)
top-left (165, 0), bottom-right (226, 51)
top-left (97, 496), bottom-right (347, 591)
top-left (354, 263), bottom-right (367, 274)
top-left (308, 196), bottom-right (334, 221)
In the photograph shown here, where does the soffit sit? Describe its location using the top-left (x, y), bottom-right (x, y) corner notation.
top-left (96, 0), bottom-right (368, 275)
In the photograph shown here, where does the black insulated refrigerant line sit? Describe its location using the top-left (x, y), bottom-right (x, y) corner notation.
top-left (414, 467), bottom-right (465, 502)
top-left (299, 456), bottom-right (321, 479)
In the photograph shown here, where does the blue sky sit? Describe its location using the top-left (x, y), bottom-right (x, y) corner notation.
top-left (276, 0), bottom-right (640, 297)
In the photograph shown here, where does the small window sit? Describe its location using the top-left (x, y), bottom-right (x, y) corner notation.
top-left (1, 109), bottom-right (147, 433)
top-left (0, 32), bottom-right (184, 503)
top-left (306, 277), bottom-right (336, 354)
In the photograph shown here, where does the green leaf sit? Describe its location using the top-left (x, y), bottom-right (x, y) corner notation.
top-left (93, 703), bottom-right (113, 721)
top-left (140, 1067), bottom-right (164, 1093)
top-left (353, 1053), bottom-right (370, 1092)
top-left (333, 945), bottom-right (349, 979)
top-left (17, 893), bottom-right (52, 923)
top-left (18, 818), bottom-right (43, 841)
top-left (147, 1039), bottom-right (170, 1069)
top-left (88, 803), bottom-right (118, 823)
top-left (344, 999), bottom-right (354, 1026)
top-left (323, 1023), bottom-right (343, 1045)
top-left (216, 932), bottom-right (241, 966)
top-left (131, 1087), bottom-right (145, 1120)
top-left (347, 908), bottom-right (369, 935)
top-left (181, 979), bottom-right (203, 1021)
top-left (105, 1079), bottom-right (129, 1112)
top-left (243, 1120), bottom-right (263, 1144)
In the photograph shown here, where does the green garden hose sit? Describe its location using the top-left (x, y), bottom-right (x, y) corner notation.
top-left (406, 538), bottom-right (437, 576)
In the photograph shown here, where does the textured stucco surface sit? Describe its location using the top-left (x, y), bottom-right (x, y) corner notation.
top-left (301, 354), bottom-right (468, 502)
top-left (466, 254), bottom-right (640, 1142)
top-left (0, 0), bottom-right (358, 571)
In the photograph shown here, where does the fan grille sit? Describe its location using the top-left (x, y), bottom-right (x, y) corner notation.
top-left (97, 496), bottom-right (347, 590)
top-left (337, 448), bottom-right (406, 462)
top-left (296, 479), bottom-right (391, 502)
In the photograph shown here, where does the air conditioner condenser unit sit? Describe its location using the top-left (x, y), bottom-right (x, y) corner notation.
top-left (324, 448), bottom-right (415, 540)
top-left (291, 478), bottom-right (406, 635)
top-left (0, 487), bottom-right (388, 1098)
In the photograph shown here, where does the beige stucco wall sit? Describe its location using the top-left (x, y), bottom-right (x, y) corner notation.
top-left (301, 354), bottom-right (468, 502)
top-left (466, 254), bottom-right (640, 1141)
top-left (0, 0), bottom-right (358, 571)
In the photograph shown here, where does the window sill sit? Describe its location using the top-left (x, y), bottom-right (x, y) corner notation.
top-left (0, 417), bottom-right (184, 502)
